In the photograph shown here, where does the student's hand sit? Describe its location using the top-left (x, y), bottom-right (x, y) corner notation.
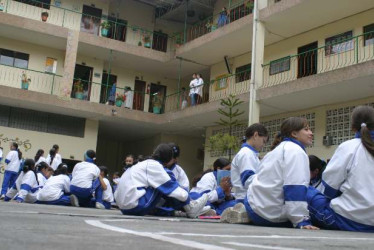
top-left (220, 177), bottom-right (231, 195)
top-left (300, 225), bottom-right (319, 230)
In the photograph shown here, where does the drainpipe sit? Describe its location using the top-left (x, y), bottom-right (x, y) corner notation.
top-left (183, 0), bottom-right (189, 43)
top-left (249, 0), bottom-right (258, 126)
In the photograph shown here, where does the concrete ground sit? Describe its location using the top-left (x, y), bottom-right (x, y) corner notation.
top-left (0, 202), bottom-right (373, 250)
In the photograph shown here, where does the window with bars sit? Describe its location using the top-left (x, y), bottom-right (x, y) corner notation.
top-left (0, 105), bottom-right (85, 137)
top-left (325, 31), bottom-right (353, 56)
top-left (269, 56), bottom-right (290, 75)
top-left (235, 64), bottom-right (251, 83)
top-left (14, 0), bottom-right (51, 10)
top-left (363, 23), bottom-right (374, 46)
top-left (0, 48), bottom-right (29, 69)
top-left (325, 103), bottom-right (374, 145)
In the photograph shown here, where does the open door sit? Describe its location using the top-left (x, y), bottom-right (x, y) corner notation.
top-left (133, 80), bottom-right (146, 111)
top-left (81, 5), bottom-right (102, 36)
top-left (298, 41), bottom-right (318, 79)
top-left (72, 64), bottom-right (93, 101)
top-left (149, 83), bottom-right (167, 114)
top-left (100, 73), bottom-right (117, 104)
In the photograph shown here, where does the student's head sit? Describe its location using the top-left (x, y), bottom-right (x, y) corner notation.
top-left (113, 172), bottom-right (121, 179)
top-left (52, 144), bottom-right (59, 153)
top-left (99, 166), bottom-right (108, 177)
top-left (124, 154), bottom-right (134, 166)
top-left (10, 142), bottom-right (18, 150)
top-left (84, 150), bottom-right (96, 163)
top-left (271, 117), bottom-right (313, 150)
top-left (245, 123), bottom-right (269, 151)
top-left (37, 161), bottom-right (52, 177)
top-left (351, 105), bottom-right (374, 157)
top-left (168, 143), bottom-right (180, 159)
top-left (34, 149), bottom-right (44, 162)
top-left (197, 74), bottom-right (202, 79)
top-left (309, 155), bottom-right (326, 180)
top-left (213, 158), bottom-right (231, 171)
top-left (54, 163), bottom-right (68, 176)
top-left (23, 158), bottom-right (36, 173)
top-left (181, 87), bottom-right (186, 91)
top-left (152, 143), bottom-right (173, 166)
top-left (192, 73), bottom-right (197, 78)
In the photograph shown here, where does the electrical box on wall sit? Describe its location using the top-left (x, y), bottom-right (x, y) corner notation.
top-left (323, 135), bottom-right (333, 146)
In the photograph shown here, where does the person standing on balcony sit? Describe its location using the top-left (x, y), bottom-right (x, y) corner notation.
top-left (107, 83), bottom-right (116, 106)
top-left (217, 7), bottom-right (229, 28)
top-left (123, 87), bottom-right (133, 109)
top-left (196, 74), bottom-right (204, 104)
top-left (189, 73), bottom-right (198, 106)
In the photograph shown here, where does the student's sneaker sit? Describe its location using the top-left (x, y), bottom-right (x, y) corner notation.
top-left (220, 203), bottom-right (250, 224)
top-left (70, 194), bottom-right (79, 207)
top-left (183, 194), bottom-right (209, 219)
top-left (174, 210), bottom-right (187, 218)
top-left (95, 202), bottom-right (105, 209)
top-left (200, 208), bottom-right (217, 217)
top-left (0, 194), bottom-right (5, 200)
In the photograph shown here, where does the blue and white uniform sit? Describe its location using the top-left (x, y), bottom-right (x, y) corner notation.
top-left (0, 147), bottom-right (3, 162)
top-left (190, 171), bottom-right (236, 215)
top-left (5, 171), bottom-right (39, 203)
top-left (37, 175), bottom-right (71, 206)
top-left (307, 132), bottom-right (374, 232)
top-left (114, 159), bottom-right (190, 216)
top-left (170, 163), bottom-right (190, 191)
top-left (231, 143), bottom-right (260, 200)
top-left (46, 153), bottom-right (62, 171)
top-left (37, 172), bottom-right (48, 188)
top-left (35, 156), bottom-right (47, 166)
top-left (246, 139), bottom-right (311, 228)
top-left (1, 150), bottom-right (20, 196)
top-left (70, 161), bottom-right (100, 207)
top-left (95, 177), bottom-right (114, 209)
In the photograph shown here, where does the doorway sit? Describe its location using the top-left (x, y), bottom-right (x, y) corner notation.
top-left (108, 16), bottom-right (127, 42)
top-left (297, 41), bottom-right (318, 79)
top-left (100, 73), bottom-right (117, 104)
top-left (81, 5), bottom-right (102, 36)
top-left (148, 83), bottom-right (167, 113)
top-left (72, 64), bottom-right (93, 101)
top-left (133, 80), bottom-right (146, 111)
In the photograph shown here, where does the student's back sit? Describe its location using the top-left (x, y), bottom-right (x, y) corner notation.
top-left (71, 161), bottom-right (100, 188)
top-left (37, 175), bottom-right (70, 202)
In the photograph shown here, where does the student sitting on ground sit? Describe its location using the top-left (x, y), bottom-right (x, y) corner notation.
top-left (37, 163), bottom-right (71, 206)
top-left (69, 150), bottom-right (103, 209)
top-left (190, 158), bottom-right (236, 215)
top-left (114, 143), bottom-right (209, 218)
top-left (309, 155), bottom-right (326, 191)
top-left (168, 143), bottom-right (189, 191)
top-left (4, 159), bottom-right (40, 203)
top-left (36, 162), bottom-right (53, 188)
top-left (94, 166), bottom-right (114, 209)
top-left (221, 117), bottom-right (319, 230)
top-left (230, 123), bottom-right (268, 202)
top-left (307, 106), bottom-right (374, 232)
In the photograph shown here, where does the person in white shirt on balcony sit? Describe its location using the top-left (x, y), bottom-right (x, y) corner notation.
top-left (189, 73), bottom-right (198, 106)
top-left (195, 74), bottom-right (204, 104)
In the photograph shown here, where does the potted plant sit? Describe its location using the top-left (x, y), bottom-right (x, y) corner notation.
top-left (101, 21), bottom-right (111, 37)
top-left (115, 93), bottom-right (126, 107)
top-left (41, 11), bottom-right (49, 22)
top-left (21, 71), bottom-right (31, 90)
top-left (246, 0), bottom-right (255, 9)
top-left (73, 79), bottom-right (84, 100)
top-left (143, 35), bottom-right (151, 48)
top-left (138, 41), bottom-right (142, 46)
top-left (152, 93), bottom-right (162, 114)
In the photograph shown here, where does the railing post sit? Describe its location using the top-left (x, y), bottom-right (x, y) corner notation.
top-left (51, 74), bottom-right (55, 94)
top-left (355, 36), bottom-right (359, 64)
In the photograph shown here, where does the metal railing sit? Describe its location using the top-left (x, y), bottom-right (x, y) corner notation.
top-left (261, 32), bottom-right (374, 88)
top-left (164, 69), bottom-right (251, 113)
top-left (171, 0), bottom-right (253, 46)
top-left (2, 0), bottom-right (170, 52)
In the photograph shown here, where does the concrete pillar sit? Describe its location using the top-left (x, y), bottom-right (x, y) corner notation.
top-left (59, 29), bottom-right (79, 99)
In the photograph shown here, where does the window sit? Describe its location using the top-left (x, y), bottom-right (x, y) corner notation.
top-left (230, 3), bottom-right (252, 22)
top-left (0, 48), bottom-right (29, 69)
top-left (269, 56), bottom-right (290, 75)
top-left (363, 23), bottom-right (374, 46)
top-left (235, 64), bottom-right (251, 83)
top-left (14, 0), bottom-right (51, 10)
top-left (325, 31), bottom-right (353, 56)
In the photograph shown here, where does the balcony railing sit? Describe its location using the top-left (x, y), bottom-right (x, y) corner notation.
top-left (164, 69), bottom-right (251, 113)
top-left (171, 0), bottom-right (253, 46)
top-left (2, 0), bottom-right (170, 52)
top-left (261, 32), bottom-right (374, 88)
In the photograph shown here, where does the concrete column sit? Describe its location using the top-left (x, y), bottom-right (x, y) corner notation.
top-left (59, 29), bottom-right (79, 99)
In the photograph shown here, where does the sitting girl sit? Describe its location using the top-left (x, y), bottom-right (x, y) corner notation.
top-left (190, 158), bottom-right (235, 215)
top-left (307, 106), bottom-right (374, 232)
top-left (37, 163), bottom-right (71, 206)
top-left (114, 143), bottom-right (208, 218)
top-left (94, 166), bottom-right (114, 209)
top-left (36, 162), bottom-right (53, 188)
top-left (222, 117), bottom-right (319, 230)
top-left (309, 155), bottom-right (326, 190)
top-left (4, 159), bottom-right (40, 203)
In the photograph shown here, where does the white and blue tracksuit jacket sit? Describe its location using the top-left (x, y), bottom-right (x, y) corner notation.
top-left (170, 163), bottom-right (190, 191)
top-left (5, 171), bottom-right (39, 203)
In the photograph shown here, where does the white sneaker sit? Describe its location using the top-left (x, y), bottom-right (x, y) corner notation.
top-left (201, 208), bottom-right (217, 216)
top-left (0, 194), bottom-right (5, 200)
top-left (95, 202), bottom-right (105, 209)
top-left (70, 194), bottom-right (79, 207)
top-left (220, 203), bottom-right (250, 224)
top-left (184, 194), bottom-right (209, 218)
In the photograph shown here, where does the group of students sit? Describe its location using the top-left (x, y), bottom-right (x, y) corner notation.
top-left (0, 105), bottom-right (373, 233)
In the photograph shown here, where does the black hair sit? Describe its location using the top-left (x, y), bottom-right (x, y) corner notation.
top-left (152, 143), bottom-right (173, 165)
top-left (245, 123), bottom-right (269, 139)
top-left (34, 149), bottom-right (44, 162)
top-left (192, 169), bottom-right (213, 188)
top-left (351, 106), bottom-right (374, 158)
top-left (11, 142), bottom-right (21, 160)
top-left (168, 143), bottom-right (180, 159)
top-left (54, 163), bottom-right (68, 176)
top-left (309, 155), bottom-right (326, 178)
top-left (52, 144), bottom-right (59, 151)
top-left (36, 161), bottom-right (49, 173)
top-left (99, 166), bottom-right (108, 177)
top-left (271, 117), bottom-right (308, 150)
top-left (85, 150), bottom-right (96, 162)
top-left (213, 158), bottom-right (230, 171)
top-left (113, 172), bottom-right (120, 178)
top-left (137, 155), bottom-right (145, 163)
top-left (23, 159), bottom-right (39, 185)
top-left (49, 148), bottom-right (56, 166)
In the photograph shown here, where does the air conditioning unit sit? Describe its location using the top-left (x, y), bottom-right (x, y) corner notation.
top-left (323, 135), bottom-right (333, 146)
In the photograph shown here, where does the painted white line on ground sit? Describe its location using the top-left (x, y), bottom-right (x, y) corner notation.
top-left (85, 220), bottom-right (234, 250)
top-left (157, 232), bottom-right (374, 241)
top-left (223, 242), bottom-right (304, 250)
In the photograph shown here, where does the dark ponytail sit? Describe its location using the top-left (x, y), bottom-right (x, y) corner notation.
top-left (23, 159), bottom-right (39, 185)
top-left (49, 148), bottom-right (56, 166)
top-left (34, 149), bottom-right (44, 162)
top-left (351, 106), bottom-right (374, 158)
top-left (12, 142), bottom-right (21, 160)
top-left (152, 144), bottom-right (173, 165)
top-left (271, 117), bottom-right (308, 150)
top-left (54, 163), bottom-right (68, 176)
